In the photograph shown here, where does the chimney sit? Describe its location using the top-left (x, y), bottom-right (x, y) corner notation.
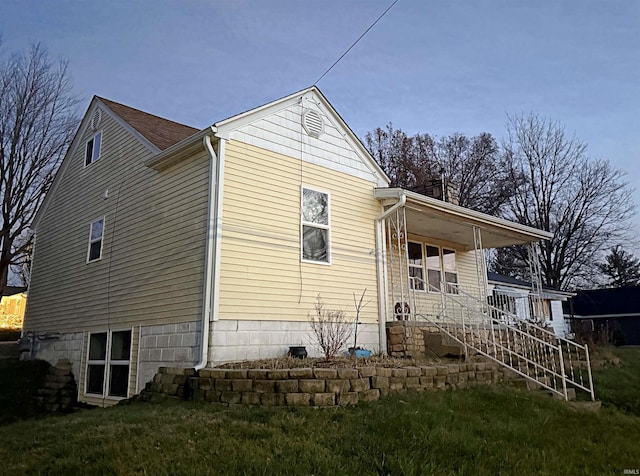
top-left (410, 174), bottom-right (459, 205)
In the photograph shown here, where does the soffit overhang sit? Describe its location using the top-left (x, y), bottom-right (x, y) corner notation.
top-left (375, 188), bottom-right (553, 250)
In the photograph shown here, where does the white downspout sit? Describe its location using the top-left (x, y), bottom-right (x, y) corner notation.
top-left (210, 137), bottom-right (226, 323)
top-left (195, 133), bottom-right (218, 370)
top-left (375, 190), bottom-right (406, 354)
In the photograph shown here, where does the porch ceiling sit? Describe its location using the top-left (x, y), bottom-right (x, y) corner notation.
top-left (376, 188), bottom-right (553, 250)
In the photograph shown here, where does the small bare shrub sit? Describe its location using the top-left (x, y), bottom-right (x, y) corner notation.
top-left (308, 295), bottom-right (352, 360)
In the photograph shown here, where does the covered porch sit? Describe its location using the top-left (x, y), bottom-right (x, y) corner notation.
top-left (374, 188), bottom-right (553, 331)
top-left (373, 188), bottom-right (595, 401)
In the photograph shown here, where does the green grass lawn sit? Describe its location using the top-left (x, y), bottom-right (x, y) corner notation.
top-left (590, 346), bottom-right (640, 415)
top-left (0, 348), bottom-right (638, 475)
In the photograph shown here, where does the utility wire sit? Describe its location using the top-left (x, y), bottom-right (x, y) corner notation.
top-left (313, 0), bottom-right (399, 86)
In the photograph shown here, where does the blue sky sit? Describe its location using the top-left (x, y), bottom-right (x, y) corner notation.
top-left (2, 0), bottom-right (639, 244)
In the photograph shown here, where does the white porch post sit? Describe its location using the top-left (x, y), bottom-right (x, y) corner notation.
top-left (527, 242), bottom-right (545, 323)
top-left (473, 226), bottom-right (488, 304)
top-left (375, 192), bottom-right (406, 354)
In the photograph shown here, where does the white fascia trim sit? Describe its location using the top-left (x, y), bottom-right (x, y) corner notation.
top-left (375, 188), bottom-right (554, 242)
top-left (214, 86), bottom-right (390, 186)
top-left (214, 89), bottom-right (312, 139)
top-left (145, 128), bottom-right (212, 170)
top-left (310, 88), bottom-right (390, 186)
top-left (96, 100), bottom-right (161, 155)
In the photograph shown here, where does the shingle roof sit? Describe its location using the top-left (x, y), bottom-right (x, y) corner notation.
top-left (487, 272), bottom-right (531, 288)
top-left (567, 286), bottom-right (640, 317)
top-left (97, 97), bottom-right (199, 150)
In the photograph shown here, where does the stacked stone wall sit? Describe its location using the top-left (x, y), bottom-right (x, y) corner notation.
top-left (141, 362), bottom-right (505, 407)
top-left (387, 321), bottom-right (441, 357)
top-left (36, 358), bottom-right (78, 413)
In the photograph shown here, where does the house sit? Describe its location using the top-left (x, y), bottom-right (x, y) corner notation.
top-left (565, 286), bottom-right (640, 345)
top-left (23, 86), bottom-right (584, 406)
top-left (0, 286), bottom-right (27, 329)
top-left (487, 272), bottom-right (573, 338)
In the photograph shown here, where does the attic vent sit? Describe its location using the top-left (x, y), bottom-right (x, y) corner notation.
top-left (302, 109), bottom-right (324, 138)
top-left (90, 109), bottom-right (102, 130)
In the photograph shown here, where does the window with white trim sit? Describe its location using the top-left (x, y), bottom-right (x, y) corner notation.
top-left (426, 245), bottom-right (441, 291)
top-left (87, 218), bottom-right (104, 262)
top-left (407, 243), bottom-right (458, 293)
top-left (301, 187), bottom-right (330, 263)
top-left (86, 330), bottom-right (131, 398)
top-left (442, 248), bottom-right (458, 292)
top-left (408, 241), bottom-right (425, 290)
top-left (85, 131), bottom-right (102, 166)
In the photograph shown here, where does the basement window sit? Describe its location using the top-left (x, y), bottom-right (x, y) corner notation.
top-left (86, 330), bottom-right (132, 398)
top-left (85, 131), bottom-right (102, 166)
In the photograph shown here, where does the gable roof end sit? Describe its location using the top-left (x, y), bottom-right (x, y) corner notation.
top-left (97, 97), bottom-right (198, 150)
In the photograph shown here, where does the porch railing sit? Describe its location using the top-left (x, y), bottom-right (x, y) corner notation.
top-left (406, 278), bottom-right (595, 401)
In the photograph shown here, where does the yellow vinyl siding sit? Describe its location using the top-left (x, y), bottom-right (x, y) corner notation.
top-left (218, 140), bottom-right (380, 324)
top-left (25, 111), bottom-right (208, 333)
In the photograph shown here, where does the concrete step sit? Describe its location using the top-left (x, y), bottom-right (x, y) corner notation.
top-left (423, 332), bottom-right (464, 358)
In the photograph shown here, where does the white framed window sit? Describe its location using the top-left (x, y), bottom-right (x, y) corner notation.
top-left (86, 329), bottom-right (132, 399)
top-left (408, 241), bottom-right (425, 290)
top-left (85, 131), bottom-right (102, 166)
top-left (301, 187), bottom-right (330, 264)
top-left (87, 218), bottom-right (104, 263)
top-left (426, 245), bottom-right (441, 292)
top-left (442, 247), bottom-right (458, 293)
top-left (406, 243), bottom-right (458, 294)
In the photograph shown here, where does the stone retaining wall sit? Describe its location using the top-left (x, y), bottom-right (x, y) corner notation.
top-left (36, 358), bottom-right (78, 413)
top-left (387, 321), bottom-right (441, 357)
top-left (140, 362), bottom-right (505, 407)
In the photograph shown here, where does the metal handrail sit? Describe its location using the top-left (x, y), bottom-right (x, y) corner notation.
top-left (405, 276), bottom-right (594, 401)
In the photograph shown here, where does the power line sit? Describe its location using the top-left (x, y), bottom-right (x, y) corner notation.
top-left (313, 0), bottom-right (399, 86)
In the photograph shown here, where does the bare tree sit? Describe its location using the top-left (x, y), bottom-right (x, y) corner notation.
top-left (500, 113), bottom-right (635, 290)
top-left (0, 44), bottom-right (78, 294)
top-left (597, 245), bottom-right (640, 288)
top-left (308, 295), bottom-right (352, 360)
top-left (431, 133), bottom-right (517, 215)
top-left (365, 123), bottom-right (436, 189)
top-left (364, 125), bottom-right (515, 214)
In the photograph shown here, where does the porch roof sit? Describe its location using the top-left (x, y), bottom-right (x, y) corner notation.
top-left (375, 188), bottom-right (553, 250)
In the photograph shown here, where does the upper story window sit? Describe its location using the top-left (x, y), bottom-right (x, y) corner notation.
top-left (301, 187), bottom-right (330, 264)
top-left (87, 218), bottom-right (104, 262)
top-left (85, 131), bottom-right (102, 166)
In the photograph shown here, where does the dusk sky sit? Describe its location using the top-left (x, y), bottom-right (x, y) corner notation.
top-left (2, 0), bottom-right (639, 245)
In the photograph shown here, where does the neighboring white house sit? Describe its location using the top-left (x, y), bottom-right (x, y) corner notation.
top-left (487, 272), bottom-right (573, 338)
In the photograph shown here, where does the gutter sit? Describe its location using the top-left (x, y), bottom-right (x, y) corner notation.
top-left (195, 129), bottom-right (227, 370)
top-left (374, 190), bottom-right (406, 354)
top-left (195, 132), bottom-right (218, 370)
